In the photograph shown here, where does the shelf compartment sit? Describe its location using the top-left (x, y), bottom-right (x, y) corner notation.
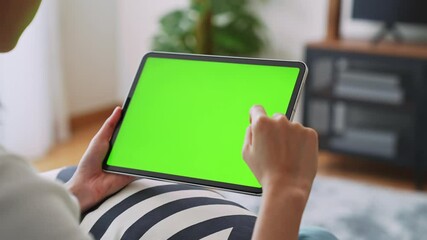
top-left (310, 88), bottom-right (414, 113)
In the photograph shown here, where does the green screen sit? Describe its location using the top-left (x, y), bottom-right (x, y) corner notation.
top-left (106, 56), bottom-right (300, 189)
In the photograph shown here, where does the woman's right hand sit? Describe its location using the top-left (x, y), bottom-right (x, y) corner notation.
top-left (242, 105), bottom-right (318, 195)
top-left (242, 105), bottom-right (319, 240)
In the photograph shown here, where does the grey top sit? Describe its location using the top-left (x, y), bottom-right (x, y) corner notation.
top-left (0, 146), bottom-right (91, 240)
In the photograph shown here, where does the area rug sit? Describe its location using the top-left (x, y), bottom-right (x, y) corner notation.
top-left (219, 176), bottom-right (427, 240)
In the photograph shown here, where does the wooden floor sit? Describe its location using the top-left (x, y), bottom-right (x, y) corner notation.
top-left (32, 118), bottom-right (425, 193)
top-left (33, 120), bottom-right (102, 172)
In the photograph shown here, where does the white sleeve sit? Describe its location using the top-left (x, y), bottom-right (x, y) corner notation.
top-left (0, 147), bottom-right (92, 240)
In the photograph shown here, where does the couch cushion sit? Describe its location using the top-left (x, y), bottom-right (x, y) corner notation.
top-left (48, 166), bottom-right (257, 240)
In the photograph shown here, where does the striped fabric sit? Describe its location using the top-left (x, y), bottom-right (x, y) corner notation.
top-left (51, 167), bottom-right (257, 240)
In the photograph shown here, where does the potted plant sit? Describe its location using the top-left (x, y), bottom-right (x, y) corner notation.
top-left (152, 0), bottom-right (265, 56)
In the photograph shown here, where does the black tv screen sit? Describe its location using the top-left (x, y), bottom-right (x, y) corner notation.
top-left (352, 0), bottom-right (427, 25)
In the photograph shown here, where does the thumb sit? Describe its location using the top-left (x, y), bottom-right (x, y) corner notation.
top-left (94, 107), bottom-right (122, 142)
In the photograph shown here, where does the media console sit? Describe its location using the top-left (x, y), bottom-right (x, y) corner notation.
top-left (304, 39), bottom-right (427, 189)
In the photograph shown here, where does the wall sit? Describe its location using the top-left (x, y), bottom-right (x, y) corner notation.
top-left (116, 1), bottom-right (188, 100)
top-left (0, 0), bottom-right (58, 158)
top-left (255, 0), bottom-right (328, 59)
top-left (59, 0), bottom-right (119, 116)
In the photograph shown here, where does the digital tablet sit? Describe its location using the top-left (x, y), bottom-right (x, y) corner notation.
top-left (103, 52), bottom-right (307, 194)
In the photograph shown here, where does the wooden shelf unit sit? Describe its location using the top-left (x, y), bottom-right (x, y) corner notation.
top-left (304, 39), bottom-right (427, 189)
top-left (307, 40), bottom-right (427, 60)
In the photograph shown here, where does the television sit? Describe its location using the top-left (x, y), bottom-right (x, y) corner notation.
top-left (352, 0), bottom-right (427, 42)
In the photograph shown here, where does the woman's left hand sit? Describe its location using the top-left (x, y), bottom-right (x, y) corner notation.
top-left (66, 107), bottom-right (135, 212)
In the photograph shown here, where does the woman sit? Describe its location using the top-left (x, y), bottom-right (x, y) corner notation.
top-left (0, 1), bottom-right (336, 239)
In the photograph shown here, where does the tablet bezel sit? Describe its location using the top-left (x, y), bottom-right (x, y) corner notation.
top-left (102, 52), bottom-right (308, 195)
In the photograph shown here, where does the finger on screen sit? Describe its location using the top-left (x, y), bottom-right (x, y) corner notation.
top-left (249, 105), bottom-right (267, 124)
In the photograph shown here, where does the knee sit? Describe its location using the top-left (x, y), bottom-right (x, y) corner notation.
top-left (299, 227), bottom-right (338, 240)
